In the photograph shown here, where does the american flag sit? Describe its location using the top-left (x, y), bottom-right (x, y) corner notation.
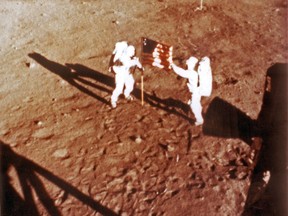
top-left (141, 37), bottom-right (173, 70)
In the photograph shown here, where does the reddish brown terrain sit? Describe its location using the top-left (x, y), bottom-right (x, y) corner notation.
top-left (1, 0), bottom-right (287, 215)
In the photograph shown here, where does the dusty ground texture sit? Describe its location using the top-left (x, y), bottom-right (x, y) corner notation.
top-left (0, 0), bottom-right (287, 215)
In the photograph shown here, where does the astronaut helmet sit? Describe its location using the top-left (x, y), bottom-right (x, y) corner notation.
top-left (186, 56), bottom-right (198, 69)
top-left (126, 45), bottom-right (136, 57)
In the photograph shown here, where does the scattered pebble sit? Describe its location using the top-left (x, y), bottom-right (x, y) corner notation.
top-left (54, 190), bottom-right (66, 206)
top-left (9, 142), bottom-right (18, 148)
top-left (112, 20), bottom-right (119, 24)
top-left (176, 154), bottom-right (180, 162)
top-left (135, 135), bottom-right (142, 144)
top-left (11, 106), bottom-right (21, 111)
top-left (0, 128), bottom-right (10, 136)
top-left (34, 120), bottom-right (43, 126)
top-left (237, 171), bottom-right (248, 180)
top-left (32, 128), bottom-right (54, 139)
top-left (167, 145), bottom-right (175, 152)
top-left (52, 148), bottom-right (69, 159)
top-left (25, 61), bottom-right (36, 68)
top-left (60, 80), bottom-right (68, 86)
top-left (23, 96), bottom-right (33, 103)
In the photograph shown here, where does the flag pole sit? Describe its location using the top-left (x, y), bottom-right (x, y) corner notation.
top-left (140, 37), bottom-right (144, 106)
top-left (141, 72), bottom-right (144, 106)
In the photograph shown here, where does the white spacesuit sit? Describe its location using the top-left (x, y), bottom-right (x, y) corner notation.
top-left (110, 43), bottom-right (142, 108)
top-left (171, 56), bottom-right (212, 126)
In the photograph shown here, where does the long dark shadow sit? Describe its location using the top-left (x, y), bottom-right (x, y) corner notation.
top-left (27, 171), bottom-right (62, 216)
top-left (202, 63), bottom-right (287, 216)
top-left (28, 52), bottom-right (110, 105)
top-left (16, 165), bottom-right (42, 216)
top-left (1, 149), bottom-right (38, 216)
top-left (65, 63), bottom-right (115, 88)
top-left (203, 96), bottom-right (258, 145)
top-left (0, 141), bottom-right (119, 216)
top-left (242, 63), bottom-right (287, 216)
top-left (143, 90), bottom-right (192, 122)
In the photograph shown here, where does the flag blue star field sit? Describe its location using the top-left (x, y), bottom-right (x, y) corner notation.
top-left (141, 37), bottom-right (173, 70)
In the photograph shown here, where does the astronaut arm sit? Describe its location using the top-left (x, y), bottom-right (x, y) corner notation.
top-left (128, 57), bottom-right (143, 69)
top-left (108, 54), bottom-right (115, 72)
top-left (187, 83), bottom-right (194, 93)
top-left (171, 63), bottom-right (190, 79)
top-left (135, 57), bottom-right (143, 68)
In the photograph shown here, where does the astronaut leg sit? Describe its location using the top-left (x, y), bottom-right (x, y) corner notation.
top-left (111, 74), bottom-right (125, 108)
top-left (124, 73), bottom-right (135, 100)
top-left (190, 92), bottom-right (203, 126)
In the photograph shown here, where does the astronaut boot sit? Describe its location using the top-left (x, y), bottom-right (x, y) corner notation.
top-left (194, 116), bottom-right (204, 126)
top-left (111, 100), bottom-right (117, 108)
top-left (125, 95), bottom-right (134, 101)
top-left (195, 120), bottom-right (204, 126)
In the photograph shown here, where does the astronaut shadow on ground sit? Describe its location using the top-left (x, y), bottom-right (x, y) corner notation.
top-left (142, 90), bottom-right (194, 123)
top-left (28, 52), bottom-right (111, 105)
top-left (0, 140), bottom-right (119, 216)
top-left (202, 96), bottom-right (257, 145)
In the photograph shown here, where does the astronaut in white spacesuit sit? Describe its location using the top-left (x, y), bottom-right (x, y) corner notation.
top-left (171, 56), bottom-right (212, 126)
top-left (109, 41), bottom-right (143, 108)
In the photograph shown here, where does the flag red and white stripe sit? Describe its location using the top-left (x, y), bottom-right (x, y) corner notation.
top-left (141, 37), bottom-right (173, 70)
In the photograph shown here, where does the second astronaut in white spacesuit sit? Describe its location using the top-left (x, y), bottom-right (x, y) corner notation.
top-left (171, 56), bottom-right (212, 126)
